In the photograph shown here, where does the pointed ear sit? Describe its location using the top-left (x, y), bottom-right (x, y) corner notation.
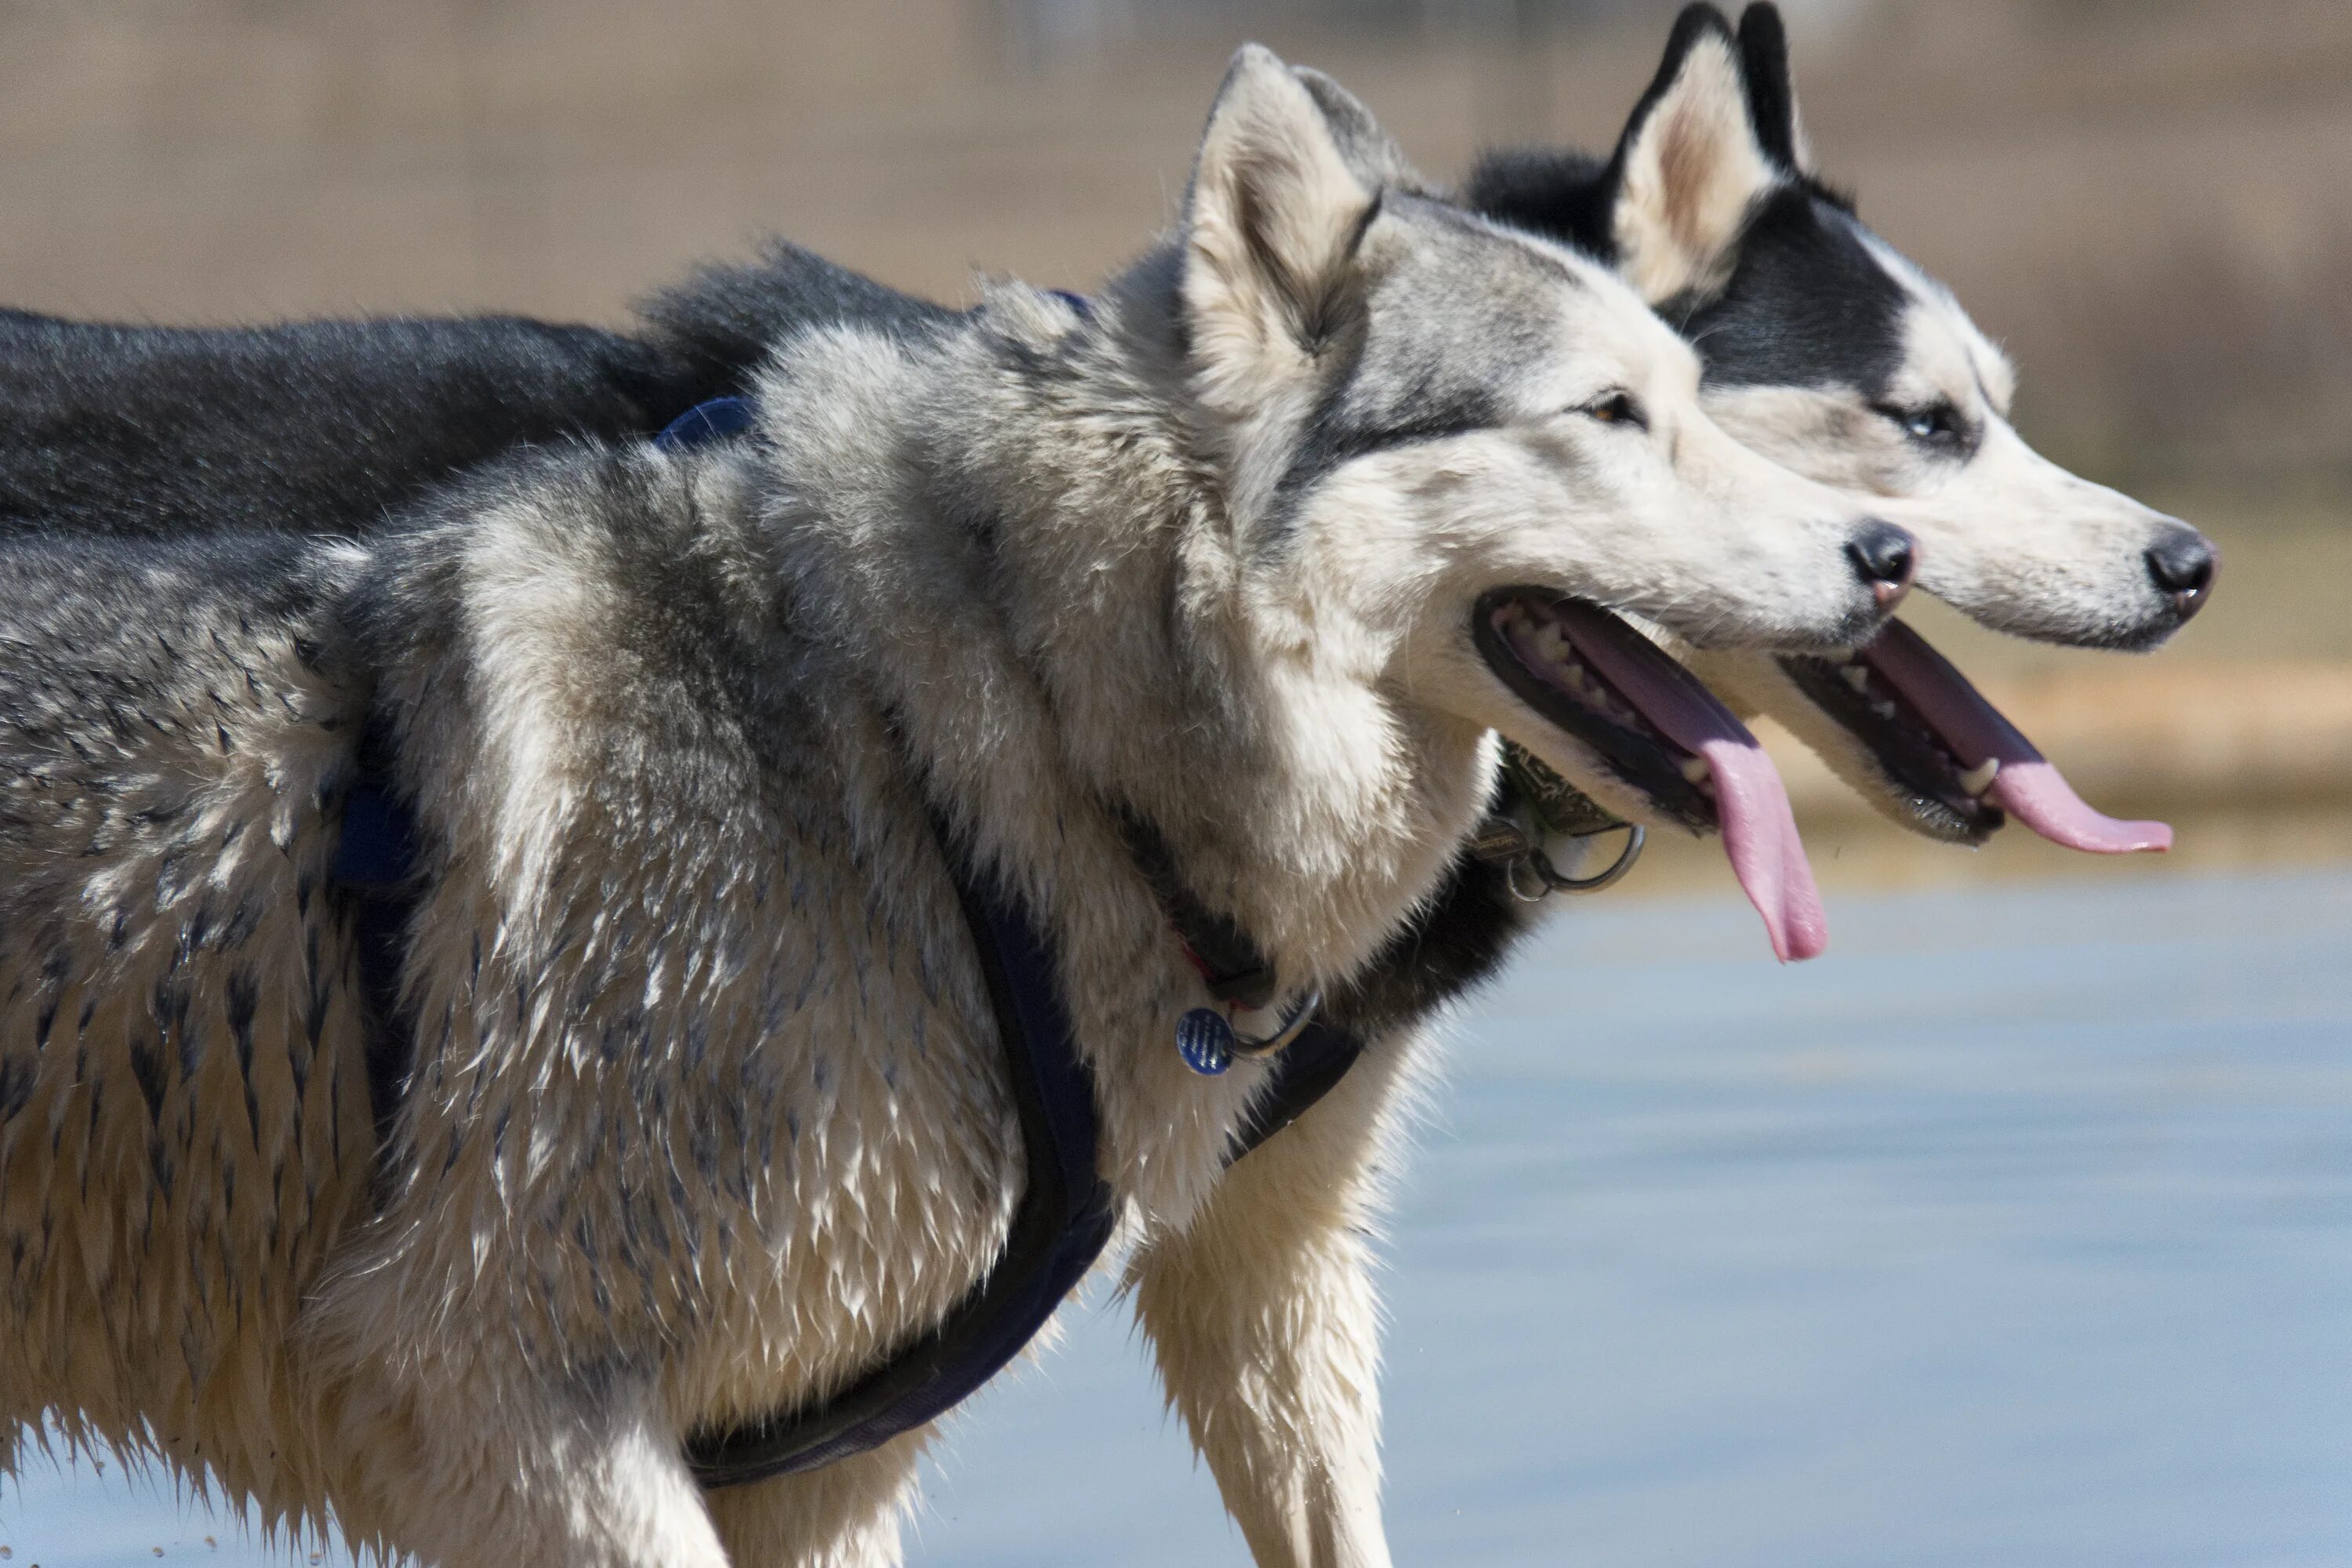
top-left (1290, 66), bottom-right (1427, 195)
top-left (1183, 46), bottom-right (1381, 410)
top-left (1607, 4), bottom-right (1784, 303)
top-left (1737, 3), bottom-right (1814, 172)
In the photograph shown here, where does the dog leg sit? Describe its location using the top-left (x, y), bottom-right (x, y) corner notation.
top-left (1131, 1032), bottom-right (1425, 1568)
top-left (333, 1373), bottom-right (732, 1568)
top-left (703, 1428), bottom-right (927, 1568)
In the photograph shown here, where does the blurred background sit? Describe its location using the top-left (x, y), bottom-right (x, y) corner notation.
top-left (1, 0), bottom-right (2347, 883)
top-left (0, 2), bottom-right (2346, 1565)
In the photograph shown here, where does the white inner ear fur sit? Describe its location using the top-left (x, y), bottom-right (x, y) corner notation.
top-left (1613, 31), bottom-right (1781, 304)
top-left (1182, 45), bottom-right (1377, 417)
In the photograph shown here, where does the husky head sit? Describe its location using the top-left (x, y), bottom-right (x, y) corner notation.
top-left (1465, 4), bottom-right (2202, 851)
top-left (1160, 47), bottom-right (1919, 956)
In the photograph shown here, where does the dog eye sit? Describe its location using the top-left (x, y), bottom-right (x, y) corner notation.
top-left (1886, 401), bottom-right (1963, 447)
top-left (1581, 391), bottom-right (1647, 431)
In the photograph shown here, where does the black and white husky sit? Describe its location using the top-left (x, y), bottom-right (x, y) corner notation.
top-left (0, 51), bottom-right (1903, 1567)
top-left (1468, 2), bottom-right (2214, 853)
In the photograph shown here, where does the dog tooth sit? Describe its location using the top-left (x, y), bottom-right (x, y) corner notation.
top-left (1679, 756), bottom-right (1712, 785)
top-left (1871, 699), bottom-right (1899, 720)
top-left (1958, 757), bottom-right (2001, 797)
top-left (1842, 665), bottom-right (1871, 693)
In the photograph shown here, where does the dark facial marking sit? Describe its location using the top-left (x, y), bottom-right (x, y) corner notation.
top-left (1677, 189), bottom-right (1908, 397)
top-left (1270, 373), bottom-right (1503, 530)
top-left (1259, 198), bottom-right (1558, 547)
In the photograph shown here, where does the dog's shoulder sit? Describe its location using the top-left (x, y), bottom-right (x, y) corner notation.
top-left (354, 436), bottom-right (829, 760)
top-left (349, 434), bottom-right (911, 952)
top-left (324, 437), bottom-right (1025, 1381)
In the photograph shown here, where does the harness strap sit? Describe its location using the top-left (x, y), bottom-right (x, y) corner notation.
top-left (652, 394), bottom-right (757, 449)
top-left (325, 396), bottom-right (1367, 1489)
top-left (1227, 1022), bottom-right (1363, 1162)
top-left (331, 726), bottom-right (425, 1144)
top-left (682, 811), bottom-right (1116, 1486)
top-left (330, 766), bottom-right (1124, 1487)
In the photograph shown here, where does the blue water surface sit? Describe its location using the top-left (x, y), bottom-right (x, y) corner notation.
top-left (9, 869), bottom-right (2350, 1566)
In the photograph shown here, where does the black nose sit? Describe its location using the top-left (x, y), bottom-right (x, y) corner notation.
top-left (1846, 521), bottom-right (1916, 609)
top-left (2145, 524), bottom-right (2218, 620)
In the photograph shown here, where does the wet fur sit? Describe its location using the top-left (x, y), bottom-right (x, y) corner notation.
top-left (0, 50), bottom-right (1889, 1568)
top-left (0, 13), bottom-right (2198, 1557)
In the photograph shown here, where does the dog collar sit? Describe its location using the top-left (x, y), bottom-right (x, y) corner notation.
top-left (1108, 808), bottom-right (1362, 1138)
top-left (1109, 808), bottom-right (1330, 1076)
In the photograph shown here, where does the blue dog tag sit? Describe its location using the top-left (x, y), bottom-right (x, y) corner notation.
top-left (1175, 1007), bottom-right (1236, 1076)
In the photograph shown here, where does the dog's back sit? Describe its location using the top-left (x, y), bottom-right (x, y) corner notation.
top-left (0, 243), bottom-right (960, 541)
top-left (0, 311), bottom-right (668, 536)
top-left (0, 529), bottom-right (376, 1519)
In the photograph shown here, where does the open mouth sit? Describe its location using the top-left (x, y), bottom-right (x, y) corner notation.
top-left (1472, 589), bottom-right (1825, 962)
top-left (1780, 622), bottom-right (2171, 855)
top-left (1780, 644), bottom-right (2005, 843)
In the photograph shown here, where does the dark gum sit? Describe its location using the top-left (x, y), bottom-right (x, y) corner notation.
top-left (1472, 589), bottom-right (1716, 833)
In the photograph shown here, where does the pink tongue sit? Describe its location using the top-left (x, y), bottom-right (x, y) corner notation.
top-left (1553, 604), bottom-right (1828, 963)
top-left (1861, 621), bottom-right (2171, 854)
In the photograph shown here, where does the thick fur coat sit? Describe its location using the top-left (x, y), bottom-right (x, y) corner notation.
top-left (0, 11), bottom-right (2210, 1563)
top-left (0, 49), bottom-right (1901, 1568)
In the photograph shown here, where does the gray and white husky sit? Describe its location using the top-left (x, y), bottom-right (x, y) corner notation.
top-left (0, 50), bottom-right (1905, 1567)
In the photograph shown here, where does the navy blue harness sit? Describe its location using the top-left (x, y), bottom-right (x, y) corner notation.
top-left (684, 809), bottom-right (1120, 1483)
top-left (330, 395), bottom-right (1364, 1490)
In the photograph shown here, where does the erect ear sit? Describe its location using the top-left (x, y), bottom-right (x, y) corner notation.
top-left (1182, 46), bottom-right (1381, 411)
top-left (1607, 4), bottom-right (1784, 304)
top-left (1290, 66), bottom-right (1427, 195)
top-left (1736, 4), bottom-right (1815, 172)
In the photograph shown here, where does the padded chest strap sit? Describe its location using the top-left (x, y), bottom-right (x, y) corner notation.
top-left (681, 811), bottom-right (1118, 1486)
top-left (328, 397), bottom-right (1368, 1488)
top-left (330, 763), bottom-right (1127, 1486)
